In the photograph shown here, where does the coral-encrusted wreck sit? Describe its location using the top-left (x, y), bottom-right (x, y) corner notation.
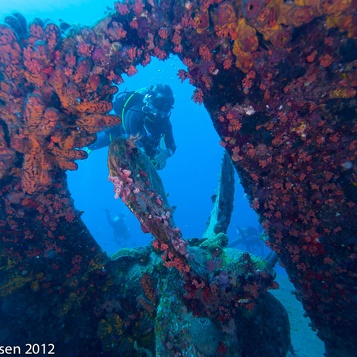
top-left (0, 1), bottom-right (356, 356)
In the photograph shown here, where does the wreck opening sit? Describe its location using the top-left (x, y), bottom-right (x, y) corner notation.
top-left (1, 0), bottom-right (355, 354)
top-left (67, 56), bottom-right (261, 255)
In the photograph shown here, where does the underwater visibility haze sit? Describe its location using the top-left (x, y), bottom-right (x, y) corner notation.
top-left (0, 0), bottom-right (356, 356)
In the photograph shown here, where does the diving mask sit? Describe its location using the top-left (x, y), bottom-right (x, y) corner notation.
top-left (143, 94), bottom-right (171, 120)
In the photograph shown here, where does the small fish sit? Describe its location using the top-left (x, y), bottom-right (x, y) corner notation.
top-left (59, 20), bottom-right (71, 32)
top-left (5, 13), bottom-right (27, 38)
top-left (104, 6), bottom-right (113, 14)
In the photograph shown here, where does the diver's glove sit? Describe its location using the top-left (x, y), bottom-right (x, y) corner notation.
top-left (83, 147), bottom-right (92, 155)
top-left (153, 149), bottom-right (171, 170)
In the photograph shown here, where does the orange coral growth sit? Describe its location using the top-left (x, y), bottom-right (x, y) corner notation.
top-left (0, 26), bottom-right (23, 80)
top-left (22, 93), bottom-right (60, 140)
top-left (287, 0), bottom-right (356, 39)
top-left (158, 27), bottom-right (169, 39)
top-left (279, 4), bottom-right (316, 27)
top-left (319, 0), bottom-right (352, 15)
top-left (85, 74), bottom-right (101, 92)
top-left (199, 45), bottom-right (212, 61)
top-left (193, 10), bottom-right (210, 34)
top-left (74, 100), bottom-right (113, 114)
top-left (240, 0), bottom-right (355, 48)
top-left (50, 146), bottom-right (88, 161)
top-left (0, 125), bottom-right (16, 179)
top-left (23, 93), bottom-right (45, 130)
top-left (242, 0), bottom-right (281, 39)
top-left (0, 27), bottom-right (24, 133)
top-left (76, 114), bottom-right (120, 134)
top-left (232, 18), bottom-right (258, 72)
top-left (22, 148), bottom-right (52, 194)
top-left (140, 273), bottom-right (157, 306)
top-left (329, 87), bottom-right (357, 99)
top-left (37, 108), bottom-right (60, 138)
top-left (49, 70), bottom-right (81, 110)
top-left (72, 58), bottom-right (91, 83)
top-left (235, 18), bottom-right (259, 53)
top-left (267, 27), bottom-right (292, 48)
top-left (233, 46), bottom-right (253, 73)
top-left (0, 82), bottom-right (23, 127)
top-left (106, 21), bottom-right (127, 41)
top-left (326, 13), bottom-right (357, 38)
top-left (212, 2), bottom-right (237, 39)
top-left (0, 19), bottom-right (121, 194)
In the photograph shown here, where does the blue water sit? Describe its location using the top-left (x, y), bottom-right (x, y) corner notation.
top-left (0, 0), bottom-right (113, 27)
top-left (0, 2), bottom-right (327, 356)
top-left (68, 56), bottom-right (261, 255)
top-left (0, 0), bottom-right (259, 254)
top-left (0, 1), bottom-right (260, 255)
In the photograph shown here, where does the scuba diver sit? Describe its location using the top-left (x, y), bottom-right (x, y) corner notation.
top-left (103, 209), bottom-right (130, 245)
top-left (88, 84), bottom-right (176, 170)
top-left (230, 226), bottom-right (265, 256)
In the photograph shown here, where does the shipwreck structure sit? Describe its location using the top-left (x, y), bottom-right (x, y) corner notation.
top-left (0, 0), bottom-right (356, 356)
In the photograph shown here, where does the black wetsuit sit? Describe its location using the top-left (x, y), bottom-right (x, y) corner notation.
top-left (123, 103), bottom-right (176, 159)
top-left (89, 102), bottom-right (176, 160)
top-left (103, 210), bottom-right (130, 243)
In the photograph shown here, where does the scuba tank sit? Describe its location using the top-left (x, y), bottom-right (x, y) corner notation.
top-left (86, 88), bottom-right (149, 153)
top-left (113, 87), bottom-right (149, 128)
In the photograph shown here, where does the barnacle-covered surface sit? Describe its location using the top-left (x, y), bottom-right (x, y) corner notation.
top-left (0, 0), bottom-right (356, 356)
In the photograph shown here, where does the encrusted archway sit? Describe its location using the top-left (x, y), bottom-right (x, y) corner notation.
top-left (0, 1), bottom-right (356, 356)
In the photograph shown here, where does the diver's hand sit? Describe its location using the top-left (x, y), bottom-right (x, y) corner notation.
top-left (154, 149), bottom-right (170, 170)
top-left (83, 147), bottom-right (92, 155)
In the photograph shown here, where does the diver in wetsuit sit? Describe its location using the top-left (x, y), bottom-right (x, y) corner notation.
top-left (231, 226), bottom-right (265, 256)
top-left (103, 209), bottom-right (130, 245)
top-left (88, 84), bottom-right (176, 170)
